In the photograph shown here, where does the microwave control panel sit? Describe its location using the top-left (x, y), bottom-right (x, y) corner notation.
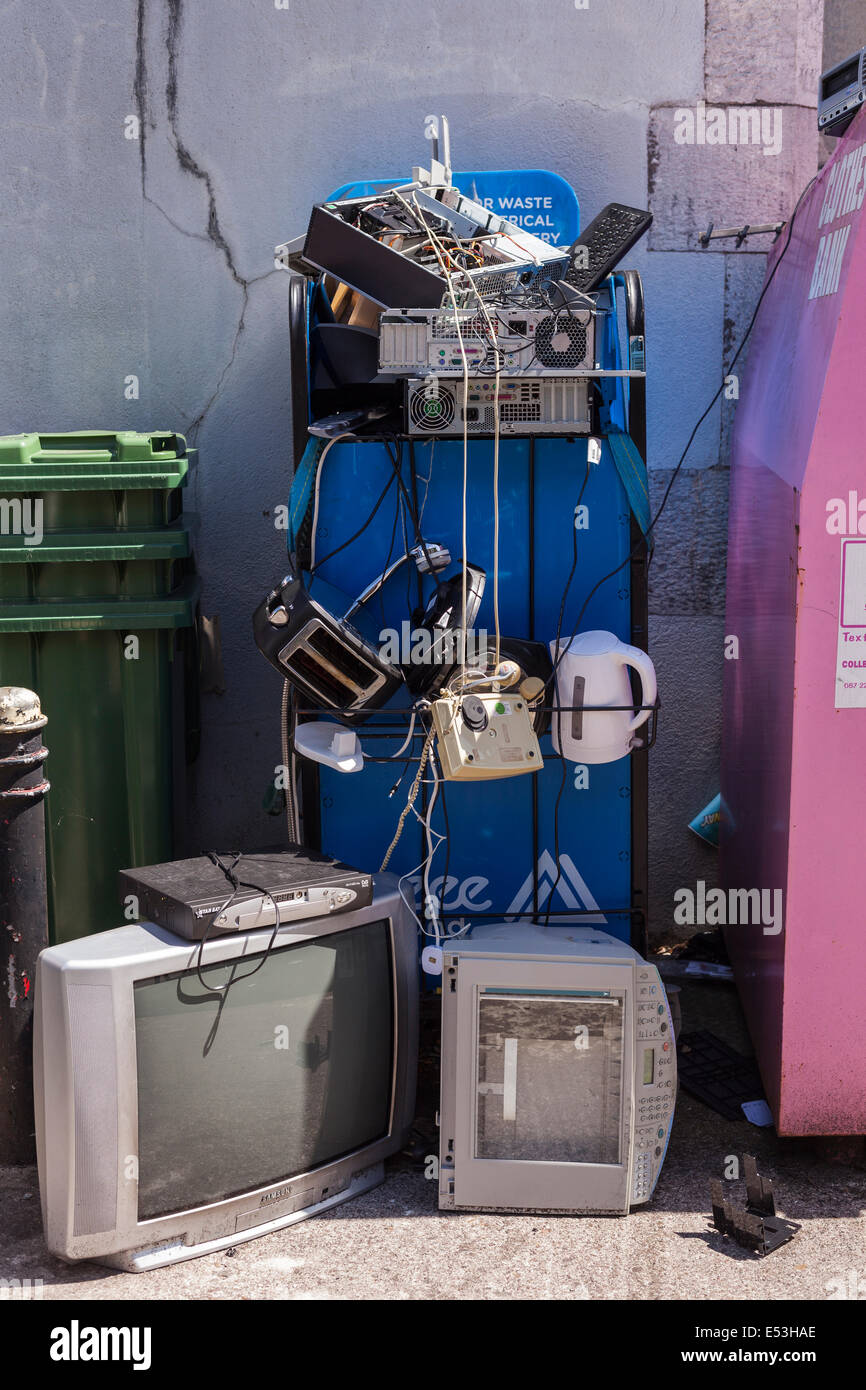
top-left (631, 964), bottom-right (677, 1204)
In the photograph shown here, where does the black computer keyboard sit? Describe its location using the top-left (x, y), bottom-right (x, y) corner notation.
top-left (565, 203), bottom-right (653, 293)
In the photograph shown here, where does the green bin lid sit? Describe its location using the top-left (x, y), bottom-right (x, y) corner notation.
top-left (0, 525), bottom-right (191, 564)
top-left (0, 431), bottom-right (190, 463)
top-left (0, 576), bottom-right (201, 632)
top-left (0, 431), bottom-right (193, 491)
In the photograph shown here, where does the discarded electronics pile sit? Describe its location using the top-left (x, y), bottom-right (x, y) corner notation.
top-left (257, 121), bottom-right (656, 773)
top-left (33, 122), bottom-right (683, 1273)
top-left (275, 130), bottom-right (651, 446)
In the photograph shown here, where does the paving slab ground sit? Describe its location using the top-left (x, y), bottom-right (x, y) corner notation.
top-left (1, 981), bottom-right (863, 1302)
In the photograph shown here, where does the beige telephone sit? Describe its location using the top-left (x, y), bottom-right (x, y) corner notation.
top-left (431, 692), bottom-right (542, 781)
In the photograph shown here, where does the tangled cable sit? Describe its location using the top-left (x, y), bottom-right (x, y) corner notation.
top-left (379, 725), bottom-right (437, 871)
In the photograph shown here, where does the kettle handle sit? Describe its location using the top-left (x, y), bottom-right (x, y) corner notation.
top-left (617, 646), bottom-right (657, 734)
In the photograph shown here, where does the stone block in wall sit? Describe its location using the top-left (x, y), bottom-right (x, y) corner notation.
top-left (645, 250), bottom-right (725, 473)
top-left (824, 0), bottom-right (866, 71)
top-left (648, 103), bottom-right (818, 250)
top-left (706, 0), bottom-right (824, 107)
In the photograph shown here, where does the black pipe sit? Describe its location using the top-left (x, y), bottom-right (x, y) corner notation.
top-left (0, 688), bottom-right (50, 1165)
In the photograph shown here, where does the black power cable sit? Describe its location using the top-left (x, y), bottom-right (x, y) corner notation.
top-left (648, 171), bottom-right (818, 568)
top-left (193, 852), bottom-right (284, 999)
top-left (544, 460), bottom-right (591, 928)
top-left (310, 469), bottom-right (396, 574)
top-left (383, 435), bottom-right (444, 596)
top-left (538, 170), bottom-right (818, 931)
top-left (545, 168), bottom-right (820, 697)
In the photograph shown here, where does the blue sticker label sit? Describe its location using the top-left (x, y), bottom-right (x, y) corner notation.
top-left (328, 169), bottom-right (580, 247)
top-left (455, 170), bottom-right (580, 246)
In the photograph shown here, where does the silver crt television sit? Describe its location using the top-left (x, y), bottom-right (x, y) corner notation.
top-left (34, 879), bottom-right (417, 1271)
top-left (438, 922), bottom-right (676, 1215)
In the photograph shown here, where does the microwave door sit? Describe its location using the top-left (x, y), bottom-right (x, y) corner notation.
top-left (450, 965), bottom-right (634, 1214)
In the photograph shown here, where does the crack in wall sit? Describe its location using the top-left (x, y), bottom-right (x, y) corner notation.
top-left (184, 267), bottom-right (279, 437)
top-left (134, 0), bottom-right (281, 441)
top-left (165, 0), bottom-right (245, 292)
top-left (136, 0), bottom-right (209, 242)
top-left (164, 0), bottom-right (249, 440)
top-left (134, 0), bottom-right (148, 191)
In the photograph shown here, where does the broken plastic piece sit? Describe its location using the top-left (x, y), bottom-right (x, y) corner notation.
top-left (709, 1156), bottom-right (801, 1256)
top-left (293, 721), bottom-right (364, 773)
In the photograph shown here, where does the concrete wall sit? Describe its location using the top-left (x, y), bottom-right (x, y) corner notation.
top-left (0, 0), bottom-right (826, 940)
top-left (824, 0), bottom-right (866, 67)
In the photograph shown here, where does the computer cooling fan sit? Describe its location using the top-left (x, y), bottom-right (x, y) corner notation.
top-left (534, 311), bottom-right (590, 370)
top-left (409, 383), bottom-right (456, 432)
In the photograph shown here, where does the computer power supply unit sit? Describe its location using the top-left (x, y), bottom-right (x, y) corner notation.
top-left (405, 376), bottom-right (592, 436)
top-left (380, 306), bottom-right (597, 377)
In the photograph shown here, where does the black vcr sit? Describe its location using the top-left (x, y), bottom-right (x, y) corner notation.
top-left (119, 847), bottom-right (373, 941)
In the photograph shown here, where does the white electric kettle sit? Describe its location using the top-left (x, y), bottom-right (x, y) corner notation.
top-left (549, 630), bottom-right (657, 764)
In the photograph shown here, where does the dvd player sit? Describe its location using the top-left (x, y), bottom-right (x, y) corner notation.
top-left (118, 847), bottom-right (373, 941)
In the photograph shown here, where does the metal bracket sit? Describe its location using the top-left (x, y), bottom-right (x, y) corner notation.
top-left (699, 221), bottom-right (785, 248)
top-left (710, 1155), bottom-right (801, 1256)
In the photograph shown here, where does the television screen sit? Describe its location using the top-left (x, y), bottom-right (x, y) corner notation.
top-left (133, 920), bottom-right (394, 1219)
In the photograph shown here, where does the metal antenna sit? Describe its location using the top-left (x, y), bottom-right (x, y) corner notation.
top-left (422, 115), bottom-right (453, 188)
top-left (440, 115), bottom-right (452, 186)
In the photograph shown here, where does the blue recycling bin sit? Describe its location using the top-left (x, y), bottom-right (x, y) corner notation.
top-left (286, 170), bottom-right (651, 949)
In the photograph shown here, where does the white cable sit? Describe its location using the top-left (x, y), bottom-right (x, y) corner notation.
top-left (310, 432), bottom-right (355, 570)
top-left (390, 708), bottom-right (417, 759)
top-left (394, 763), bottom-right (474, 946)
top-left (416, 440), bottom-right (434, 524)
top-left (396, 781), bottom-right (447, 943)
top-left (466, 289), bottom-right (502, 672)
top-left (356, 707), bottom-right (418, 769)
top-left (383, 198), bottom-right (503, 937)
top-left (398, 870), bottom-right (426, 937)
top-left (448, 663), bottom-right (512, 693)
top-left (398, 861), bottom-right (444, 940)
top-left (397, 838), bottom-right (453, 943)
top-left (393, 190), bottom-right (502, 675)
top-left (422, 751), bottom-right (441, 948)
top-left (392, 192), bottom-right (474, 674)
